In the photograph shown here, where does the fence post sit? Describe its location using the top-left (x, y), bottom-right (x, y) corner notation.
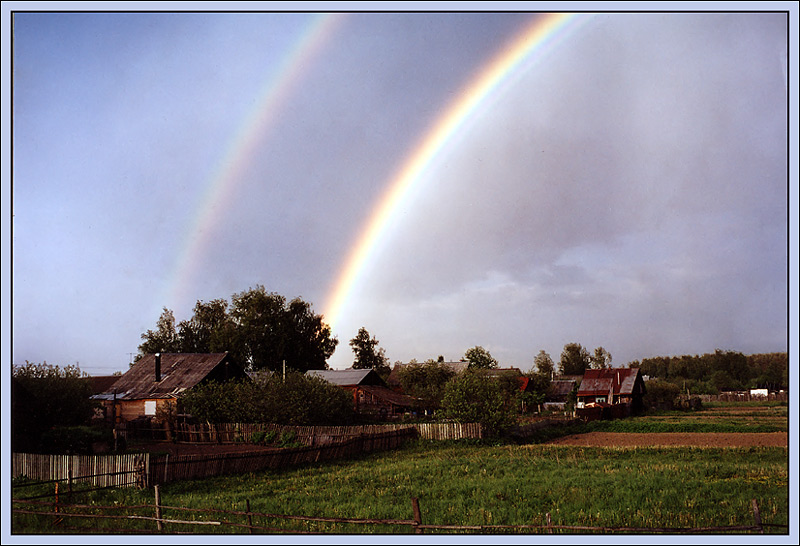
top-left (154, 484), bottom-right (164, 532)
top-left (751, 498), bottom-right (763, 534)
top-left (246, 499), bottom-right (254, 534)
top-left (546, 512), bottom-right (552, 534)
top-left (411, 497), bottom-right (422, 534)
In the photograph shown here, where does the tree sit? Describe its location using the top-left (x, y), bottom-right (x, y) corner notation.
top-left (12, 362), bottom-right (97, 452)
top-left (349, 327), bottom-right (390, 376)
top-left (395, 360), bottom-right (457, 412)
top-left (591, 347), bottom-right (612, 369)
top-left (180, 371), bottom-right (353, 425)
top-left (534, 350), bottom-right (555, 379)
top-left (558, 342), bottom-right (590, 375)
top-left (177, 299), bottom-right (234, 354)
top-left (464, 346), bottom-right (498, 369)
top-left (138, 308), bottom-right (180, 359)
top-left (441, 369), bottom-right (516, 437)
top-left (138, 286), bottom-right (338, 373)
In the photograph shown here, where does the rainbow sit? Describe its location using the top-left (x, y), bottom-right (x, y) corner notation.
top-left (323, 13), bottom-right (586, 333)
top-left (162, 13), bottom-right (343, 313)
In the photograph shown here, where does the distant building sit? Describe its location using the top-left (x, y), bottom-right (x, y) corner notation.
top-left (307, 368), bottom-right (417, 420)
top-left (576, 368), bottom-right (646, 420)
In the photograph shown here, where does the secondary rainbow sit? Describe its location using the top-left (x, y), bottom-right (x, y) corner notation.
top-left (162, 13), bottom-right (343, 313)
top-left (323, 13), bottom-right (585, 332)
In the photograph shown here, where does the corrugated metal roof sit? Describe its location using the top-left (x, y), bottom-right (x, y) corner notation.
top-left (548, 380), bottom-right (577, 397)
top-left (306, 368), bottom-right (385, 387)
top-left (577, 368), bottom-right (642, 397)
top-left (92, 353), bottom-right (234, 401)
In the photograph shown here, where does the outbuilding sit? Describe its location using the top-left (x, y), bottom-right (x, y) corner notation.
top-left (92, 353), bottom-right (246, 423)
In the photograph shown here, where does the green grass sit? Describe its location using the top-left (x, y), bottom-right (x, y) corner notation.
top-left (12, 440), bottom-right (788, 535)
top-left (12, 403), bottom-right (789, 535)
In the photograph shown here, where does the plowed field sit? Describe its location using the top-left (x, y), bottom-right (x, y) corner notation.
top-left (545, 431), bottom-right (787, 447)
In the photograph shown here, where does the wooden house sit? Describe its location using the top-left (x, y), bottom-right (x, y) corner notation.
top-left (576, 368), bottom-right (646, 420)
top-left (307, 368), bottom-right (417, 419)
top-left (91, 353), bottom-right (246, 423)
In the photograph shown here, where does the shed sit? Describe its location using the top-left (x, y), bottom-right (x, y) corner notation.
top-left (92, 353), bottom-right (246, 423)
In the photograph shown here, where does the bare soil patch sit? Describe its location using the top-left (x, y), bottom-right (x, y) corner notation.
top-left (545, 432), bottom-right (787, 448)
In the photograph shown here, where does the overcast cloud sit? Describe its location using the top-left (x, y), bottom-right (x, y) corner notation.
top-left (6, 6), bottom-right (792, 374)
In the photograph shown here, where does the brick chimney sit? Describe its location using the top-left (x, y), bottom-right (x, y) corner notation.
top-left (155, 353), bottom-right (161, 382)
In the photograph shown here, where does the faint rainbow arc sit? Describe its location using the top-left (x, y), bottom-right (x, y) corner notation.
top-left (323, 13), bottom-right (584, 331)
top-left (163, 13), bottom-right (343, 313)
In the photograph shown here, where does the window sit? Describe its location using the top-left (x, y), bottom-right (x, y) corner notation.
top-left (596, 396), bottom-right (606, 403)
top-left (144, 401), bottom-right (156, 415)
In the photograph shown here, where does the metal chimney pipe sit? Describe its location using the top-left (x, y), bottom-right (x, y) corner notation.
top-left (155, 353), bottom-right (161, 382)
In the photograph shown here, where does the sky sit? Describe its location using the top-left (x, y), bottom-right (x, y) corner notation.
top-left (4, 3), bottom-right (796, 376)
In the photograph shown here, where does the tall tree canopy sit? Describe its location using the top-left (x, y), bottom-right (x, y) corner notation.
top-left (591, 346), bottom-right (613, 369)
top-left (349, 327), bottom-right (390, 375)
top-left (138, 286), bottom-right (338, 372)
top-left (534, 350), bottom-right (555, 378)
top-left (464, 346), bottom-right (498, 369)
top-left (558, 342), bottom-right (591, 375)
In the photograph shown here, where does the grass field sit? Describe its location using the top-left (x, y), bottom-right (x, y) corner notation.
top-left (12, 402), bottom-right (790, 535)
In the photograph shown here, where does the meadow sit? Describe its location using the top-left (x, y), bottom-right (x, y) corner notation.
top-left (12, 402), bottom-right (790, 535)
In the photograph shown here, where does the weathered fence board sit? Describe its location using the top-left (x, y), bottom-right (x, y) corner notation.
top-left (12, 453), bottom-right (145, 488)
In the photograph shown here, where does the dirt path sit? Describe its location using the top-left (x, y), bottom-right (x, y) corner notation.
top-left (544, 432), bottom-right (788, 448)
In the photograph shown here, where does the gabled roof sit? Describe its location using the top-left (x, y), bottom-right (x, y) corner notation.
top-left (577, 368), bottom-right (644, 397)
top-left (548, 379), bottom-right (577, 397)
top-left (306, 368), bottom-right (386, 387)
top-left (84, 375), bottom-right (122, 395)
top-left (92, 353), bottom-right (238, 401)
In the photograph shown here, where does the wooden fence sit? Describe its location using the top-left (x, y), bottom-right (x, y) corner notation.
top-left (13, 428), bottom-right (418, 488)
top-left (130, 421), bottom-right (487, 444)
top-left (12, 492), bottom-right (787, 535)
top-left (147, 428), bottom-right (416, 486)
top-left (12, 452), bottom-right (145, 489)
top-left (12, 421), bottom-right (571, 488)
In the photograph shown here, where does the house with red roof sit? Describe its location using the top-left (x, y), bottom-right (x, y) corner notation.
top-left (576, 367), bottom-right (646, 420)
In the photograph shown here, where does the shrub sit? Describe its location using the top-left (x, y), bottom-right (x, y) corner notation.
top-left (39, 426), bottom-right (113, 455)
top-left (441, 369), bottom-right (517, 437)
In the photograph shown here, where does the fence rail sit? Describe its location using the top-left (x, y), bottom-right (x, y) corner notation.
top-left (11, 492), bottom-right (786, 535)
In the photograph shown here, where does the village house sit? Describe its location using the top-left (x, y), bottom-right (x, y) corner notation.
top-left (91, 353), bottom-right (247, 423)
top-left (576, 367), bottom-right (646, 420)
top-left (307, 368), bottom-right (417, 420)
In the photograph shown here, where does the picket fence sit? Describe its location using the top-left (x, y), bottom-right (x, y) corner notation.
top-left (12, 452), bottom-right (143, 489)
top-left (12, 421), bottom-right (560, 488)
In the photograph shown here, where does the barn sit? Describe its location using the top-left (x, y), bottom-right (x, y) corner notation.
top-left (91, 353), bottom-right (247, 423)
top-left (307, 368), bottom-right (417, 420)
